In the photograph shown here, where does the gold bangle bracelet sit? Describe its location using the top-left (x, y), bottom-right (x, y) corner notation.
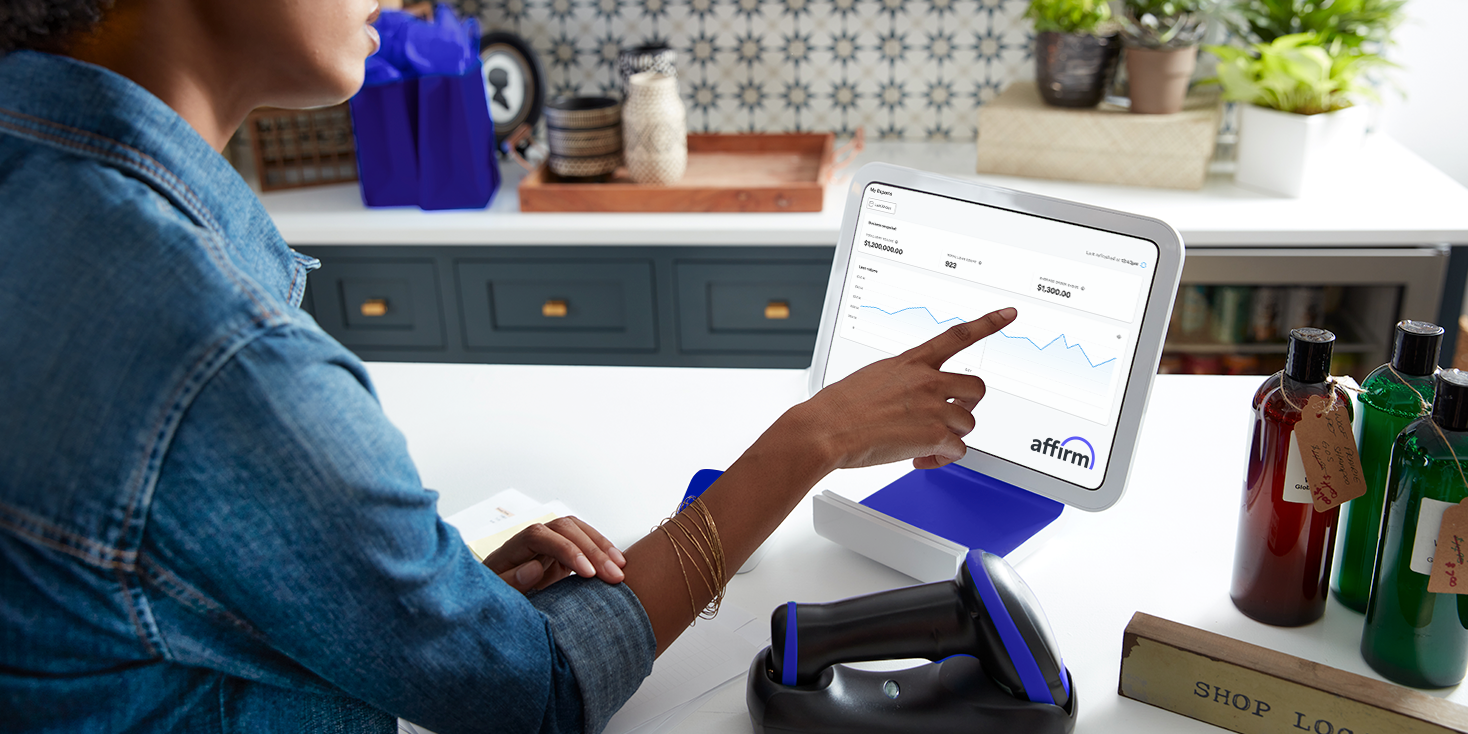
top-left (653, 496), bottom-right (728, 621)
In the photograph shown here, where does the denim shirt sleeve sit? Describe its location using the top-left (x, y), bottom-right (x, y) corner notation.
top-left (527, 580), bottom-right (656, 733)
top-left (142, 322), bottom-right (654, 734)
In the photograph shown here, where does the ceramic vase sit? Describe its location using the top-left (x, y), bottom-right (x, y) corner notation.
top-left (622, 71), bottom-right (687, 186)
top-left (1125, 45), bottom-right (1197, 114)
top-left (1234, 103), bottom-right (1369, 197)
top-left (1035, 31), bottom-right (1121, 108)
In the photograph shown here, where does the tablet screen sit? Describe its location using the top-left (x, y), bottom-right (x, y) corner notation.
top-left (821, 182), bottom-right (1162, 490)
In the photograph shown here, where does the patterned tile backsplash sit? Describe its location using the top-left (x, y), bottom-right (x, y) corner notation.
top-left (455, 0), bottom-right (1041, 141)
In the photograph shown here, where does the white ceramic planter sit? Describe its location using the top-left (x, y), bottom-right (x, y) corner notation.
top-left (622, 71), bottom-right (688, 185)
top-left (1234, 103), bottom-right (1369, 198)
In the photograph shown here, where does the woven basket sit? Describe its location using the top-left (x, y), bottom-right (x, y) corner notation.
top-left (977, 83), bottom-right (1222, 190)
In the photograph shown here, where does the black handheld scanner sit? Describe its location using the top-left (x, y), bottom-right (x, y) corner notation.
top-left (769, 550), bottom-right (1070, 709)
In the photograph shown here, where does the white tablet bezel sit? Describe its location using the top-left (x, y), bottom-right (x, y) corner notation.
top-left (809, 163), bottom-right (1185, 512)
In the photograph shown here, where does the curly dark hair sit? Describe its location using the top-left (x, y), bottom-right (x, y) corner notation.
top-left (0, 0), bottom-right (114, 55)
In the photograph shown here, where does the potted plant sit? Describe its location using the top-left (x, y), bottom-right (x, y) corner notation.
top-left (1207, 32), bottom-right (1387, 196)
top-left (1119, 0), bottom-right (1214, 114)
top-left (1229, 0), bottom-right (1405, 50)
top-left (1026, 0), bottom-right (1122, 108)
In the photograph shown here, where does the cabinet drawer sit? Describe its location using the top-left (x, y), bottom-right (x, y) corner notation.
top-left (456, 260), bottom-right (657, 351)
top-left (307, 259), bottom-right (445, 349)
top-left (676, 261), bottom-right (829, 353)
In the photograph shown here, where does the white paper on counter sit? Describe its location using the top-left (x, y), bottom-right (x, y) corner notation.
top-left (605, 603), bottom-right (766, 734)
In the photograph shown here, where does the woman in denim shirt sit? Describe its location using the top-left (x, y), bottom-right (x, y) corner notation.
top-left (0, 1), bottom-right (1017, 731)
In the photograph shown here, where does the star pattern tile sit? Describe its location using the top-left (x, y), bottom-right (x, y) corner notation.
top-left (460, 0), bottom-right (1048, 138)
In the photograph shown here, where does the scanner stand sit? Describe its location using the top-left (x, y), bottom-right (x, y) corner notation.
top-left (747, 650), bottom-right (1077, 734)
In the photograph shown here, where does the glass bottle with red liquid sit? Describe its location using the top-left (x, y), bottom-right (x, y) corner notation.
top-left (1231, 327), bottom-right (1352, 626)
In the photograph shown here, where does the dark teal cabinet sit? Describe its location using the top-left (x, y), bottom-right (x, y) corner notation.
top-left (297, 245), bottom-right (835, 368)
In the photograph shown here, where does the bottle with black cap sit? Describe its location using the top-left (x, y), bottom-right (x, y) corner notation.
top-left (1361, 369), bottom-right (1468, 687)
top-left (1334, 321), bottom-right (1444, 613)
top-left (1231, 327), bottom-right (1352, 626)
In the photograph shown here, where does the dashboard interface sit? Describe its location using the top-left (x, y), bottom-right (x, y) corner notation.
top-left (821, 182), bottom-right (1161, 490)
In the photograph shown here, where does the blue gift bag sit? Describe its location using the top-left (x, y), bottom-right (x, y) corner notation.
top-left (349, 5), bottom-right (499, 210)
top-left (350, 72), bottom-right (418, 207)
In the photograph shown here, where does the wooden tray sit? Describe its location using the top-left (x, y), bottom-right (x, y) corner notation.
top-left (512, 130), bottom-right (862, 213)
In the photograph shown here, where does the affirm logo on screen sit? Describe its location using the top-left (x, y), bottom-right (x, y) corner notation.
top-left (1030, 436), bottom-right (1095, 470)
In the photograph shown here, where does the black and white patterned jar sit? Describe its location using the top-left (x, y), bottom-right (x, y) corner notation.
top-left (617, 45), bottom-right (677, 99)
top-left (544, 96), bottom-right (622, 179)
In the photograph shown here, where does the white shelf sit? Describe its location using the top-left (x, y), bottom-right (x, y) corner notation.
top-left (260, 135), bottom-right (1468, 248)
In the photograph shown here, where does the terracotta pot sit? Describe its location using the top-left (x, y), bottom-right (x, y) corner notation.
top-left (1034, 31), bottom-right (1121, 108)
top-left (1125, 45), bottom-right (1198, 115)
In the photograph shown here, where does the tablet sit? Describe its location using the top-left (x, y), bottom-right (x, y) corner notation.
top-left (810, 164), bottom-right (1185, 511)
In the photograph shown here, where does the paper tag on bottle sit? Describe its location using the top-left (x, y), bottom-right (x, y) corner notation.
top-left (1428, 500), bottom-right (1468, 595)
top-left (1292, 395), bottom-right (1367, 513)
top-left (1411, 498), bottom-right (1457, 575)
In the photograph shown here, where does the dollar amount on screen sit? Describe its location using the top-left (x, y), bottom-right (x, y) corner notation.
top-left (863, 239), bottom-right (904, 255)
top-left (1037, 284), bottom-right (1072, 298)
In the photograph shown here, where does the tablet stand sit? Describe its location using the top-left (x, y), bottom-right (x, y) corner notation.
top-left (812, 463), bottom-right (1066, 582)
top-left (861, 464), bottom-right (1065, 558)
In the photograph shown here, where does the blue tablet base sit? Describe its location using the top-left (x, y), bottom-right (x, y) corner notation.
top-left (860, 464), bottom-right (1064, 557)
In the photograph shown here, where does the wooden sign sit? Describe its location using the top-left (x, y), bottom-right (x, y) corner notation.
top-left (1119, 612), bottom-right (1468, 734)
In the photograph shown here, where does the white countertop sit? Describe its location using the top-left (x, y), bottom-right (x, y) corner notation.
top-left (366, 363), bottom-right (1468, 733)
top-left (263, 135), bottom-right (1468, 248)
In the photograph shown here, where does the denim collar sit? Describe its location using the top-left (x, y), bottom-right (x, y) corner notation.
top-left (0, 50), bottom-right (313, 304)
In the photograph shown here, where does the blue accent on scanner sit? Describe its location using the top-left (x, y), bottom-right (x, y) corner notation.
top-left (782, 601), bottom-right (799, 687)
top-left (967, 553), bottom-right (1054, 706)
top-left (860, 465), bottom-right (1063, 557)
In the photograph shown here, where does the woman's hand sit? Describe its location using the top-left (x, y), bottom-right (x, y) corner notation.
top-left (482, 516), bottom-right (627, 593)
top-left (784, 306), bottom-right (1017, 471)
top-left (621, 307), bottom-right (1019, 655)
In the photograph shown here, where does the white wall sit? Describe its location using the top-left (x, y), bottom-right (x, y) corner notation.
top-left (1376, 0), bottom-right (1468, 188)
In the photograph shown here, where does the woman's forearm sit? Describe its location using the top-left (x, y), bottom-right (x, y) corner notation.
top-left (620, 409), bottom-right (835, 655)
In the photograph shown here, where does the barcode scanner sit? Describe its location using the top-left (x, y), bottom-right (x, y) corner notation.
top-left (746, 550), bottom-right (1076, 734)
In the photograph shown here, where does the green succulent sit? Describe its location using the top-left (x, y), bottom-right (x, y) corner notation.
top-left (1121, 0), bottom-right (1217, 49)
top-left (1126, 0), bottom-right (1214, 18)
top-left (1025, 0), bottom-right (1114, 35)
top-left (1206, 32), bottom-right (1389, 115)
top-left (1228, 0), bottom-right (1405, 51)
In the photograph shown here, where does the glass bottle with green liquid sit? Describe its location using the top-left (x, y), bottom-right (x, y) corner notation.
top-left (1361, 369), bottom-right (1468, 688)
top-left (1333, 321), bottom-right (1444, 612)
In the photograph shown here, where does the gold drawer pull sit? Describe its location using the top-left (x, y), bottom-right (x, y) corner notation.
top-left (765, 301), bottom-right (790, 320)
top-left (542, 299), bottom-right (568, 318)
top-left (360, 298), bottom-right (388, 317)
